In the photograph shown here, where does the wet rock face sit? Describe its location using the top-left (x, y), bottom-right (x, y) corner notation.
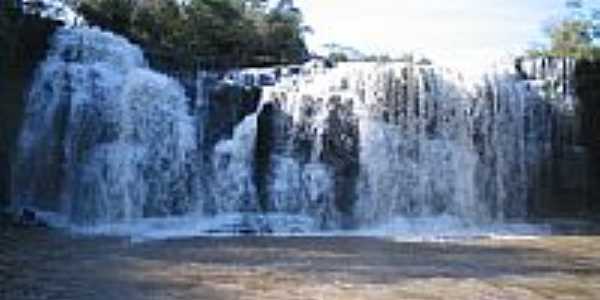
top-left (255, 93), bottom-right (361, 228)
top-left (204, 86), bottom-right (261, 151)
top-left (576, 61), bottom-right (600, 151)
top-left (255, 102), bottom-right (289, 211)
top-left (516, 57), bottom-right (576, 98)
top-left (575, 60), bottom-right (600, 214)
top-left (509, 57), bottom-right (600, 218)
top-left (0, 14), bottom-right (60, 209)
top-left (319, 95), bottom-right (360, 225)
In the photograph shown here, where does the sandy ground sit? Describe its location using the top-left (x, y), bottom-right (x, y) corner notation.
top-left (2, 221), bottom-right (600, 300)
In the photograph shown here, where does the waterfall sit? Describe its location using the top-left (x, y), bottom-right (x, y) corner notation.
top-left (257, 63), bottom-right (547, 229)
top-left (13, 27), bottom-right (198, 225)
top-left (13, 26), bottom-right (563, 237)
top-left (211, 114), bottom-right (260, 213)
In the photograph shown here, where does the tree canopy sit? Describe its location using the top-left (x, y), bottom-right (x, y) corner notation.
top-left (76, 0), bottom-right (309, 70)
top-left (545, 19), bottom-right (596, 59)
top-left (529, 1), bottom-right (600, 59)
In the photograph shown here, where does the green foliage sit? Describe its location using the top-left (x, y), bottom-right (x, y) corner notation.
top-left (528, 19), bottom-right (600, 59)
top-left (75, 0), bottom-right (308, 69)
top-left (548, 20), bottom-right (594, 59)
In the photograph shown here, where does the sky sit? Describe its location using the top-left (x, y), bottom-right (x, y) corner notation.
top-left (294, 0), bottom-right (586, 67)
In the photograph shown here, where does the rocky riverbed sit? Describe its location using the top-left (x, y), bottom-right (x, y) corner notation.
top-left (2, 219), bottom-right (600, 300)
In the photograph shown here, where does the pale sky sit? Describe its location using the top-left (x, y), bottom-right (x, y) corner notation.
top-left (295, 0), bottom-right (590, 67)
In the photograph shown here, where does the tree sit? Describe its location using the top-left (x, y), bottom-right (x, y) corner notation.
top-left (527, 1), bottom-right (600, 59)
top-left (263, 8), bottom-right (306, 63)
top-left (74, 0), bottom-right (309, 69)
top-left (547, 19), bottom-right (593, 58)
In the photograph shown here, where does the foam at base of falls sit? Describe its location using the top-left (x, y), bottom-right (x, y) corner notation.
top-left (29, 210), bottom-right (320, 239)
top-left (29, 208), bottom-right (549, 242)
top-left (357, 216), bottom-right (550, 242)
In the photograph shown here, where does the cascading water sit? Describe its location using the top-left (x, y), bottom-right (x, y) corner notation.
top-left (257, 63), bottom-right (542, 230)
top-left (13, 27), bottom-right (198, 225)
top-left (13, 27), bottom-right (564, 238)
